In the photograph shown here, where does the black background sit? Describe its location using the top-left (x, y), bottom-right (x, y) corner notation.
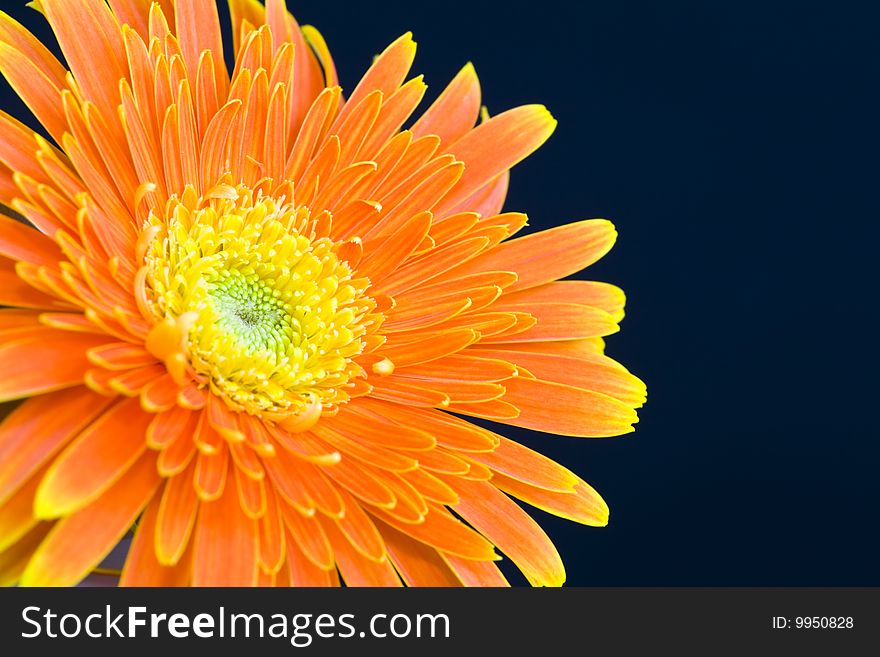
top-left (2, 0), bottom-right (879, 586)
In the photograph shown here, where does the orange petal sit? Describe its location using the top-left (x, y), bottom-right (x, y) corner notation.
top-left (473, 348), bottom-right (647, 407)
top-left (234, 464), bottom-right (266, 518)
top-left (369, 377), bottom-right (450, 408)
top-left (476, 211), bottom-right (529, 240)
top-left (496, 475), bottom-right (609, 527)
top-left (177, 381), bottom-right (208, 409)
top-left (483, 337), bottom-right (608, 358)
top-left (382, 291), bottom-right (473, 333)
top-left (371, 138), bottom-right (446, 197)
top-left (0, 387), bottom-right (111, 505)
top-left (264, 0), bottom-right (324, 131)
top-left (261, 417), bottom-right (340, 464)
top-left (0, 463), bottom-right (46, 553)
top-left (449, 219), bottom-right (617, 293)
top-left (121, 492), bottom-right (191, 586)
top-left (0, 329), bottom-right (106, 401)
top-left (312, 424), bottom-right (418, 473)
top-left (86, 342), bottom-right (158, 370)
top-left (0, 41), bottom-right (66, 142)
top-left (443, 170), bottom-right (509, 219)
top-left (81, 101), bottom-right (140, 211)
top-left (206, 394), bottom-right (245, 442)
top-left (333, 90), bottom-right (382, 167)
top-left (335, 32), bottom-right (416, 127)
top-left (0, 215), bottom-right (63, 265)
top-left (333, 488), bottom-right (386, 562)
top-left (400, 467), bottom-right (459, 506)
top-left (458, 458), bottom-right (493, 482)
top-left (442, 553), bottom-right (510, 587)
top-left (34, 396), bottom-right (152, 518)
top-left (376, 234), bottom-right (490, 295)
top-left (396, 354), bottom-right (517, 383)
top-left (445, 398), bottom-right (521, 422)
top-left (199, 99), bottom-right (243, 186)
top-left (326, 402), bottom-right (436, 451)
top-left (485, 302), bottom-right (619, 342)
top-left (370, 403), bottom-right (497, 452)
top-left (368, 161), bottom-right (464, 239)
top-left (174, 0), bottom-right (225, 94)
top-left (20, 452), bottom-right (160, 586)
top-left (41, 0), bottom-right (128, 118)
top-left (411, 62), bottom-right (480, 145)
top-left (262, 447), bottom-right (317, 514)
top-left (435, 105), bottom-right (556, 214)
top-left (284, 523), bottom-right (337, 586)
top-left (386, 376), bottom-right (505, 405)
top-left (0, 522), bottom-right (52, 587)
top-left (357, 211), bottom-right (432, 284)
top-left (377, 518), bottom-right (462, 586)
top-left (38, 312), bottom-right (104, 334)
top-left (311, 160), bottom-right (378, 214)
top-left (228, 0), bottom-right (263, 52)
top-left (414, 448), bottom-right (473, 476)
top-left (295, 135), bottom-right (340, 205)
top-left (155, 461), bottom-right (199, 566)
top-left (107, 0), bottom-right (175, 40)
top-left (502, 280), bottom-right (626, 321)
top-left (156, 422), bottom-right (197, 477)
top-left (119, 80), bottom-right (165, 200)
top-left (285, 86), bottom-right (342, 182)
top-left (191, 460), bottom-right (258, 586)
top-left (229, 440), bottom-right (267, 479)
top-left (320, 515), bottom-right (401, 587)
top-left (280, 503), bottom-right (334, 571)
top-left (0, 260), bottom-right (69, 310)
top-left (0, 12), bottom-right (67, 92)
top-left (196, 47), bottom-right (224, 142)
top-left (427, 211), bottom-right (480, 246)
top-left (378, 473), bottom-right (427, 523)
top-left (497, 376), bottom-right (639, 437)
top-left (193, 410), bottom-right (224, 455)
top-left (451, 477), bottom-right (565, 587)
top-left (0, 308), bottom-right (41, 332)
top-left (140, 372), bottom-right (183, 413)
top-left (321, 456), bottom-right (397, 509)
top-left (194, 445), bottom-right (230, 501)
top-left (358, 76), bottom-right (427, 158)
top-left (301, 25), bottom-right (338, 87)
top-left (369, 502), bottom-right (497, 561)
top-left (146, 405), bottom-right (197, 450)
top-left (288, 461), bottom-right (343, 518)
top-left (379, 328), bottom-right (477, 367)
top-left (258, 486), bottom-right (286, 574)
top-left (465, 436), bottom-right (578, 493)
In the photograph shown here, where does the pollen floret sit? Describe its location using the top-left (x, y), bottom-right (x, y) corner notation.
top-left (142, 186), bottom-right (374, 417)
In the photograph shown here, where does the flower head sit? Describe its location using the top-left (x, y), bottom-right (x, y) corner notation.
top-left (140, 186), bottom-right (377, 419)
top-left (0, 0), bottom-right (645, 587)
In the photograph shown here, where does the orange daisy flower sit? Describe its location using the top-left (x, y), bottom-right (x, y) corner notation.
top-left (0, 0), bottom-right (645, 587)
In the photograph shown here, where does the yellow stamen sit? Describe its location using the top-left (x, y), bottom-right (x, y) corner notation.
top-left (142, 185), bottom-right (377, 418)
top-left (372, 357), bottom-right (395, 376)
top-left (276, 395), bottom-right (322, 433)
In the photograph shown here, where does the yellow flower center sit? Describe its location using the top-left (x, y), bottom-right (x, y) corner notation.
top-left (141, 185), bottom-right (372, 418)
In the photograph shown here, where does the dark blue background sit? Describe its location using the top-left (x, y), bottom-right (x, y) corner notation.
top-left (4, 0), bottom-right (878, 585)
